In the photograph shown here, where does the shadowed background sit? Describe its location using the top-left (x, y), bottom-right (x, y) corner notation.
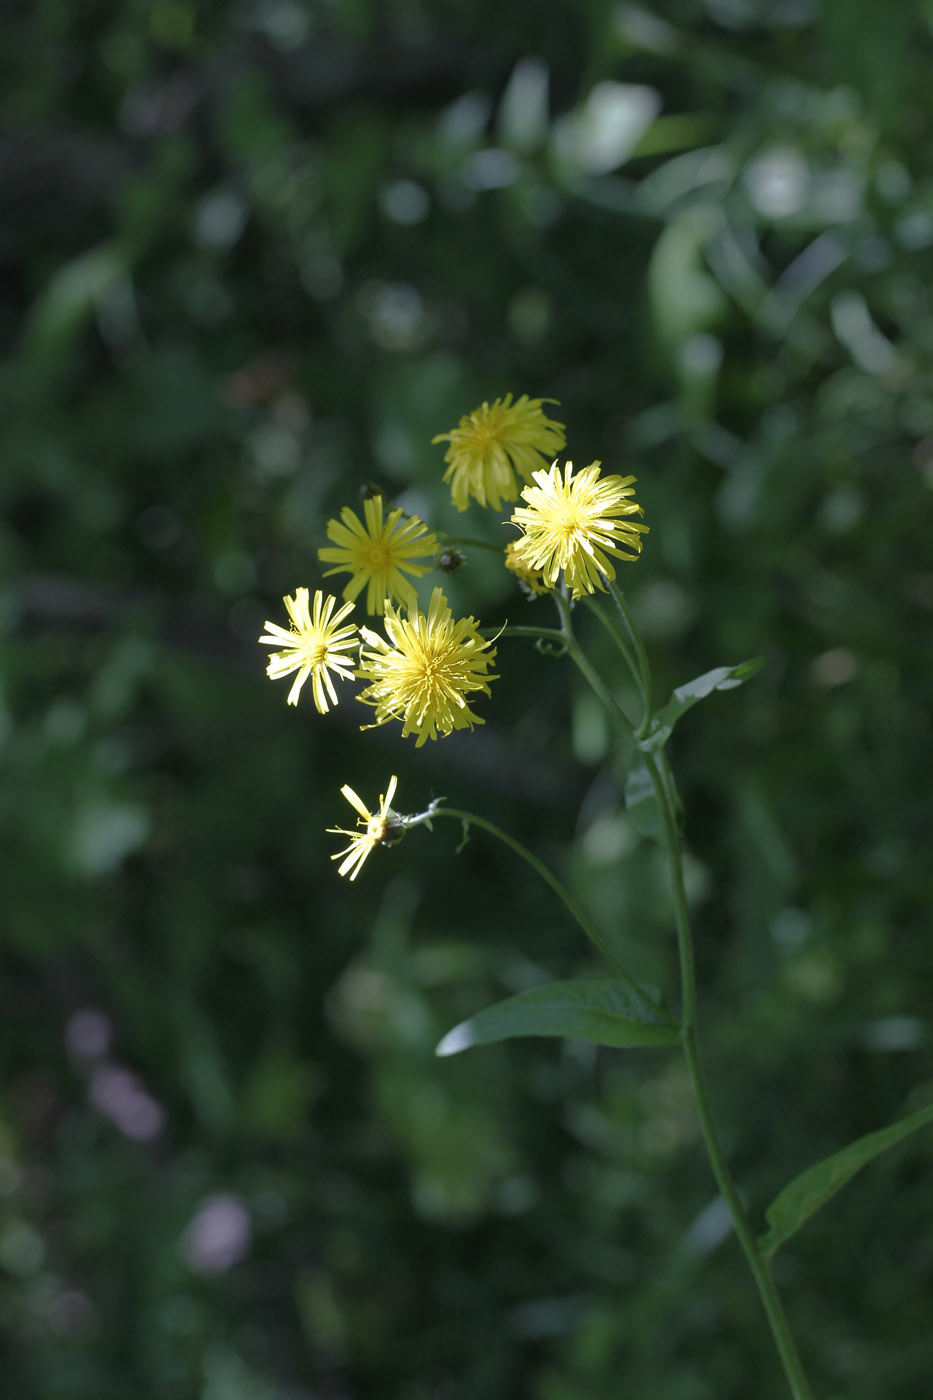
top-left (2, 1), bottom-right (932, 1397)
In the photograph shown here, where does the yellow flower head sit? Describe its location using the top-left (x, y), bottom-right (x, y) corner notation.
top-left (327, 775), bottom-right (399, 881)
top-left (432, 393), bottom-right (566, 513)
top-left (509, 461), bottom-right (648, 600)
top-left (258, 588), bottom-right (358, 710)
top-left (504, 539), bottom-right (548, 597)
top-left (356, 586), bottom-right (497, 746)
top-left (318, 496), bottom-right (438, 616)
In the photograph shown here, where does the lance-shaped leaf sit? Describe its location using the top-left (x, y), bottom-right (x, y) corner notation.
top-left (759, 1101), bottom-right (933, 1259)
top-left (639, 658), bottom-right (765, 753)
top-left (435, 979), bottom-right (680, 1057)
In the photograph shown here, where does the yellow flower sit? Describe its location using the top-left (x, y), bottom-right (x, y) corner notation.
top-left (357, 586), bottom-right (497, 746)
top-left (509, 461), bottom-right (648, 600)
top-left (503, 540), bottom-right (548, 597)
top-left (432, 393), bottom-right (566, 512)
top-left (318, 496), bottom-right (438, 616)
top-left (327, 775), bottom-right (399, 881)
top-left (258, 588), bottom-right (358, 710)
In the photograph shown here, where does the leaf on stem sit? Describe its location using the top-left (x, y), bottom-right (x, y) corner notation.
top-left (435, 978), bottom-right (680, 1057)
top-left (625, 749), bottom-right (683, 843)
top-left (625, 749), bottom-right (663, 842)
top-left (638, 658), bottom-right (765, 753)
top-left (759, 1101), bottom-right (933, 1259)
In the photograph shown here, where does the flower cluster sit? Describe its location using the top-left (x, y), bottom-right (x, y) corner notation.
top-left (259, 583), bottom-right (495, 743)
top-left (258, 390), bottom-right (647, 878)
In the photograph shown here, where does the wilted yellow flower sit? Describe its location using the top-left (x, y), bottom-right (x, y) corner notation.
top-left (318, 496), bottom-right (438, 615)
top-left (432, 393), bottom-right (566, 512)
top-left (357, 586), bottom-right (497, 746)
top-left (509, 461), bottom-right (648, 600)
top-left (258, 588), bottom-right (358, 710)
top-left (327, 775), bottom-right (399, 881)
top-left (504, 540), bottom-right (548, 597)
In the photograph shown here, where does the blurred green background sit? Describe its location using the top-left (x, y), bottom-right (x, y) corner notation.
top-left (2, 1), bottom-right (933, 1396)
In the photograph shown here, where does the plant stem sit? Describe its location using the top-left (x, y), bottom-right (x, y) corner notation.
top-left (644, 746), bottom-right (816, 1400)
top-left (562, 594), bottom-right (816, 1399)
top-left (606, 581), bottom-right (653, 736)
top-left (480, 624), bottom-right (567, 646)
top-left (439, 580), bottom-right (814, 1393)
top-left (438, 533), bottom-right (505, 552)
top-left (582, 594), bottom-right (644, 713)
top-left (408, 806), bottom-right (651, 999)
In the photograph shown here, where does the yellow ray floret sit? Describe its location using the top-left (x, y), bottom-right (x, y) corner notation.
top-left (509, 461), bottom-right (648, 600)
top-left (318, 496), bottom-right (438, 615)
top-left (356, 586), bottom-right (497, 746)
top-left (504, 539), bottom-right (548, 597)
top-left (432, 393), bottom-right (566, 512)
top-left (258, 587), bottom-right (359, 711)
top-left (327, 775), bottom-right (399, 881)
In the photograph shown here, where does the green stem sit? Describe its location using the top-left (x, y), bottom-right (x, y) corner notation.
top-left (582, 594), bottom-right (643, 711)
top-left (606, 581), bottom-right (653, 736)
top-left (414, 806), bottom-right (649, 998)
top-left (643, 747), bottom-right (816, 1400)
top-left (569, 639), bottom-right (637, 743)
top-left (562, 599), bottom-right (816, 1399)
top-left (438, 533), bottom-right (504, 553)
top-left (480, 624), bottom-right (567, 646)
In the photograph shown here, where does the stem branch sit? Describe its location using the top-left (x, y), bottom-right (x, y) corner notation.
top-left (480, 624), bottom-right (567, 646)
top-left (405, 805), bottom-right (646, 997)
top-left (607, 581), bottom-right (653, 736)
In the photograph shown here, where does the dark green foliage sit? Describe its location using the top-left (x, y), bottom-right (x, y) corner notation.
top-left (2, 1), bottom-right (932, 1396)
top-left (436, 980), bottom-right (680, 1057)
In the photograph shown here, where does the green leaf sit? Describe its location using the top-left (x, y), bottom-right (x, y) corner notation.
top-left (625, 749), bottom-right (664, 843)
top-left (435, 979), bottom-right (680, 1057)
top-left (648, 206), bottom-right (728, 350)
top-left (759, 1102), bottom-right (933, 1259)
top-left (639, 658), bottom-right (765, 753)
top-left (23, 243), bottom-right (128, 361)
top-left (625, 750), bottom-right (683, 842)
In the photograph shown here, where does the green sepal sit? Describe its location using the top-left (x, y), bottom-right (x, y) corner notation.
top-left (759, 1101), bottom-right (933, 1259)
top-left (435, 979), bottom-right (680, 1057)
top-left (638, 658), bottom-right (765, 754)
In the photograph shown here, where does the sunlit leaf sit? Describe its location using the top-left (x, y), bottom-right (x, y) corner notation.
top-left (639, 658), bottom-right (765, 753)
top-left (436, 979), bottom-right (680, 1057)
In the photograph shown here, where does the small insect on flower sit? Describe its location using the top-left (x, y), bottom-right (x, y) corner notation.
top-left (509, 461), bottom-right (648, 601)
top-left (258, 588), bottom-right (359, 711)
top-left (318, 496), bottom-right (438, 616)
top-left (432, 393), bottom-right (566, 513)
top-left (356, 586), bottom-right (497, 746)
top-left (328, 775), bottom-right (399, 881)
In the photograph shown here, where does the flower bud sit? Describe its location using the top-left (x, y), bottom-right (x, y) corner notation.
top-left (435, 546), bottom-right (466, 574)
